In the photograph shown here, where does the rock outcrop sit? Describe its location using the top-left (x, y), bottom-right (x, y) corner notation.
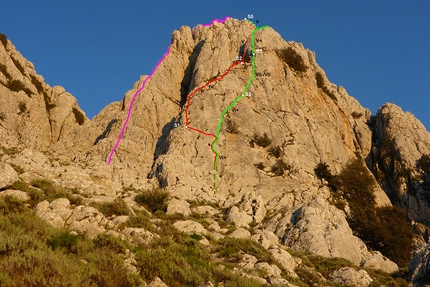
top-left (371, 103), bottom-right (430, 225)
top-left (0, 37), bottom-right (87, 150)
top-left (1, 18), bottom-right (429, 286)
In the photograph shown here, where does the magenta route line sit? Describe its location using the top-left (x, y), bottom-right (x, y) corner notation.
top-left (107, 47), bottom-right (171, 164)
top-left (108, 16), bottom-right (231, 165)
top-left (192, 16), bottom-right (230, 34)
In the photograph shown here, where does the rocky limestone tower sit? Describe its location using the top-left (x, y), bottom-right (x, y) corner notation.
top-left (54, 18), bottom-right (383, 202)
top-left (0, 33), bottom-right (88, 151)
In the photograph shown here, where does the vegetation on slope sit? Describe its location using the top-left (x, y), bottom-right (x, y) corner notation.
top-left (314, 159), bottom-right (414, 267)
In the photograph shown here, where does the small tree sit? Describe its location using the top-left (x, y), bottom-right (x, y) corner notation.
top-left (417, 154), bottom-right (430, 173)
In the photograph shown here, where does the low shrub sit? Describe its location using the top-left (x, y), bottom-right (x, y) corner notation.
top-left (120, 209), bottom-right (154, 232)
top-left (417, 154), bottom-right (430, 173)
top-left (18, 101), bottom-right (27, 114)
top-left (48, 231), bottom-right (79, 252)
top-left (91, 197), bottom-right (130, 217)
top-left (0, 197), bottom-right (141, 287)
top-left (254, 162), bottom-right (265, 170)
top-left (250, 132), bottom-right (272, 148)
top-left (93, 233), bottom-right (129, 254)
top-left (339, 160), bottom-right (413, 267)
top-left (366, 267), bottom-right (409, 287)
top-left (9, 163), bottom-right (24, 174)
top-left (268, 146), bottom-right (283, 158)
top-left (0, 112), bottom-right (5, 121)
top-left (294, 267), bottom-right (322, 287)
top-left (216, 237), bottom-right (274, 264)
top-left (276, 47), bottom-right (308, 73)
top-left (351, 111), bottom-right (363, 119)
top-left (1, 146), bottom-right (21, 156)
top-left (271, 159), bottom-right (291, 176)
top-left (134, 188), bottom-right (169, 213)
top-left (225, 117), bottom-right (239, 134)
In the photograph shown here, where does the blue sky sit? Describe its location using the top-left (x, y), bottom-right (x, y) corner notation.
top-left (2, 1), bottom-right (429, 130)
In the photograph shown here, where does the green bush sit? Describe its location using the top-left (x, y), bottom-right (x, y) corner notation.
top-left (276, 47), bottom-right (308, 73)
top-left (9, 163), bottom-right (24, 174)
top-left (0, 197), bottom-right (141, 287)
top-left (271, 159), bottom-right (291, 176)
top-left (48, 231), bottom-right (78, 252)
top-left (254, 162), bottom-right (265, 170)
top-left (1, 146), bottom-right (21, 156)
top-left (338, 159), bottom-right (413, 267)
top-left (134, 188), bottom-right (169, 213)
top-left (90, 197), bottom-right (130, 217)
top-left (93, 233), bottom-right (129, 254)
top-left (417, 154), bottom-right (430, 173)
top-left (250, 132), bottom-right (272, 148)
top-left (225, 117), bottom-right (239, 134)
top-left (268, 146), bottom-right (283, 158)
top-left (366, 267), bottom-right (409, 287)
top-left (18, 101), bottom-right (26, 114)
top-left (136, 237), bottom-right (212, 287)
top-left (216, 237), bottom-right (274, 264)
top-left (72, 107), bottom-right (85, 125)
top-left (26, 179), bottom-right (83, 206)
top-left (351, 111), bottom-right (363, 119)
top-left (120, 209), bottom-right (154, 231)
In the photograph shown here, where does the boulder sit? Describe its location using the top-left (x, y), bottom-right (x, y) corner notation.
top-left (166, 198), bottom-right (191, 216)
top-left (226, 206), bottom-right (253, 228)
top-left (0, 163), bottom-right (18, 189)
top-left (238, 254), bottom-right (258, 270)
top-left (173, 220), bottom-right (207, 235)
top-left (121, 227), bottom-right (156, 246)
top-left (149, 276), bottom-right (169, 287)
top-left (330, 267), bottom-right (373, 287)
top-left (192, 205), bottom-right (219, 216)
top-left (0, 189), bottom-right (30, 201)
top-left (35, 198), bottom-right (72, 228)
top-left (362, 251), bottom-right (398, 273)
top-left (251, 230), bottom-right (279, 249)
top-left (254, 262), bottom-right (282, 278)
top-left (283, 197), bottom-right (373, 265)
top-left (269, 247), bottom-right (297, 275)
top-left (229, 227), bottom-right (251, 239)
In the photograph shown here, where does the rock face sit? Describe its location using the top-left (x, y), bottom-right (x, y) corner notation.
top-left (1, 18), bottom-right (430, 286)
top-left (409, 243), bottom-right (430, 286)
top-left (280, 197), bottom-right (373, 266)
top-left (330, 267), bottom-right (373, 287)
top-left (0, 163), bottom-right (18, 189)
top-left (371, 103), bottom-right (430, 225)
top-left (0, 37), bottom-right (87, 150)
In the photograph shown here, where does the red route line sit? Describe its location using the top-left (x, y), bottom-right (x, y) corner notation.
top-left (184, 34), bottom-right (252, 156)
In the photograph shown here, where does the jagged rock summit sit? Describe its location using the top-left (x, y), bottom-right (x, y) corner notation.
top-left (1, 18), bottom-right (430, 286)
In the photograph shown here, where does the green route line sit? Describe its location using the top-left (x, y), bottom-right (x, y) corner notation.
top-left (211, 25), bottom-right (269, 190)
